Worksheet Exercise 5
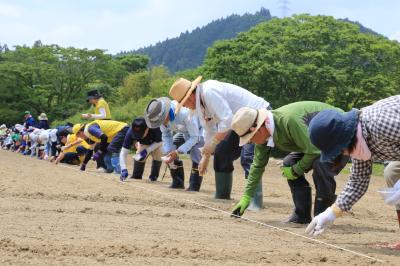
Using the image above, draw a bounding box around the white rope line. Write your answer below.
[53,163,385,263]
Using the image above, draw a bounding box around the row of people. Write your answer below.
[2,78,400,249]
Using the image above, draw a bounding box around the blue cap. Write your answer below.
[308,109,359,162]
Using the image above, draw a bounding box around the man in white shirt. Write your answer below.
[144,97,204,191]
[169,76,271,200]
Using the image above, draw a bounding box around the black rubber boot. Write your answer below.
[149,160,162,181]
[131,160,145,179]
[314,194,337,216]
[169,160,185,189]
[187,162,202,192]
[285,186,312,224]
[215,172,233,199]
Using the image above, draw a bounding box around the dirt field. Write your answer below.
[0,150,399,265]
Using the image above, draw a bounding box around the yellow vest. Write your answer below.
[64,134,91,162]
[94,98,111,120]
[63,134,90,153]
[84,120,127,143]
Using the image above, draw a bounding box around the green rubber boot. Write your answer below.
[247,178,263,211]
[214,172,233,199]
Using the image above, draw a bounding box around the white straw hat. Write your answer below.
[231,107,268,146]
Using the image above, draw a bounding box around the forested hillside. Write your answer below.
[123,8,272,72]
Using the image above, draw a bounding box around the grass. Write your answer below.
[341,163,385,177]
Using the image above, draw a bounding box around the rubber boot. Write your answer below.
[285,186,312,224]
[187,162,202,192]
[169,160,185,189]
[247,179,263,211]
[131,160,145,179]
[214,172,233,199]
[110,153,121,174]
[314,194,337,216]
[149,160,162,181]
[103,153,114,173]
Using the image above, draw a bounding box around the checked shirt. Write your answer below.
[337,95,400,211]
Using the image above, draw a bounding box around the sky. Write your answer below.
[0,0,399,54]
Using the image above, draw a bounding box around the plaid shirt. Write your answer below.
[337,95,400,211]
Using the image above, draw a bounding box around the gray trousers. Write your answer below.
[173,133,204,164]
[384,161,400,211]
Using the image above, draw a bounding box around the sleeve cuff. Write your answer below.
[331,204,344,217]
[292,164,304,177]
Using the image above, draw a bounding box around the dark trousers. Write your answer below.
[62,146,88,165]
[282,152,348,198]
[107,127,129,154]
[213,130,255,177]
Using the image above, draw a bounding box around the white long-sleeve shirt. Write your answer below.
[195,80,270,143]
[161,101,201,154]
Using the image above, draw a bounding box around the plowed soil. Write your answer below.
[0,150,399,265]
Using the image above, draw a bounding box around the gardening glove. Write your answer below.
[305,207,337,237]
[281,166,298,180]
[120,169,129,182]
[134,149,148,161]
[92,151,103,161]
[231,195,251,217]
[80,163,86,171]
[198,154,210,176]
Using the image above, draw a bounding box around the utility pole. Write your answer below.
[279,0,290,18]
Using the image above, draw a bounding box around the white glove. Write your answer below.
[394,180,400,190]
[385,180,400,205]
[305,207,336,237]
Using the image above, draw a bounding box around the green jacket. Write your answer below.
[244,101,341,198]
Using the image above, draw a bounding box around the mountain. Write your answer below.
[120,8,272,72]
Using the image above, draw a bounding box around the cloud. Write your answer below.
[0,3,22,17]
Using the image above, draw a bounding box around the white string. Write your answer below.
[51,161,384,263]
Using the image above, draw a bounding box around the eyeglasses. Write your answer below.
[239,110,259,138]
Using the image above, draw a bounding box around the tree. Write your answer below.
[0,44,120,124]
[203,14,400,110]
[119,71,150,102]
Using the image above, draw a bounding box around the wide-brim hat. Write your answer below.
[131,117,147,139]
[87,89,102,102]
[308,109,359,162]
[144,97,171,128]
[38,113,48,121]
[169,76,202,114]
[231,107,269,146]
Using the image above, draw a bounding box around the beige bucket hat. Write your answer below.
[231,107,268,146]
[38,113,48,121]
[169,76,202,114]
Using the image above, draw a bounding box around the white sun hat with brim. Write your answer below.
[231,107,269,146]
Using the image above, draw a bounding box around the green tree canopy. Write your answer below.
[203,14,400,110]
[0,43,149,125]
